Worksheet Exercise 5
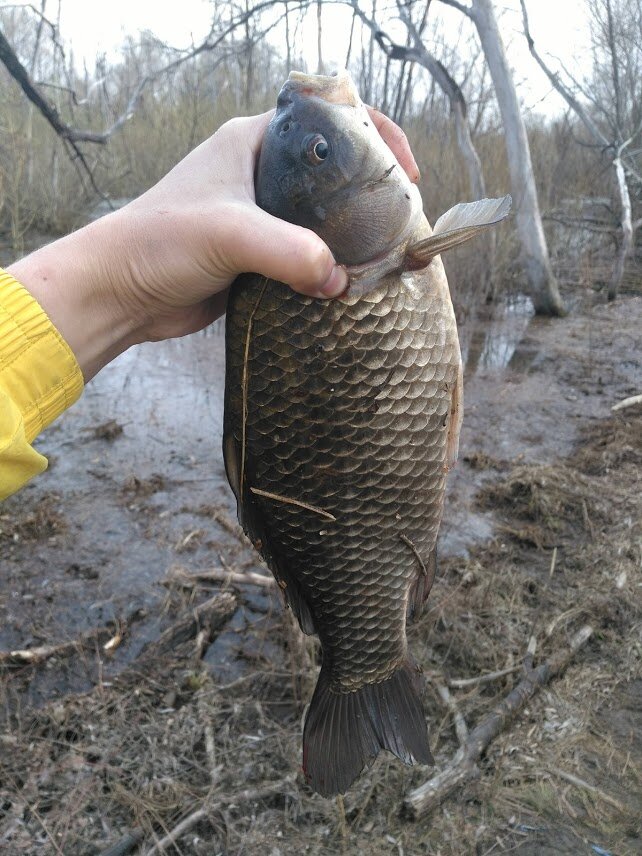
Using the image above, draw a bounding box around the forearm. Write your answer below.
[8,214,144,382]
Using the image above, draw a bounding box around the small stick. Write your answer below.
[399,533,427,575]
[546,767,628,813]
[250,487,337,521]
[207,508,246,543]
[144,808,208,856]
[137,592,237,661]
[196,692,220,788]
[432,681,469,745]
[1,625,116,666]
[164,567,275,589]
[611,393,642,411]
[581,499,595,540]
[548,546,558,578]
[336,794,349,845]
[403,626,594,819]
[99,829,144,856]
[240,279,268,491]
[446,665,521,689]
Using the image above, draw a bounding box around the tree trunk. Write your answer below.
[470,0,566,316]
[316,0,324,74]
[609,156,633,300]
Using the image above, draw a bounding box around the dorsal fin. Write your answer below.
[405,195,512,270]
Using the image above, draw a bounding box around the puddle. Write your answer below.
[463,294,535,374]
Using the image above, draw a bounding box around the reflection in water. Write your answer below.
[464,295,535,375]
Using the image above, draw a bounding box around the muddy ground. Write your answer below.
[0,262,641,855]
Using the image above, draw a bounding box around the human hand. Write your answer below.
[9,108,419,381]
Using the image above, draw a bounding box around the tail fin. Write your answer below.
[302,658,432,797]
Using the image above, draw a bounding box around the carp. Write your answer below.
[223,71,510,796]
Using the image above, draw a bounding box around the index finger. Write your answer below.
[366,107,420,183]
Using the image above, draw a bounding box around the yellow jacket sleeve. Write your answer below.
[0,268,84,500]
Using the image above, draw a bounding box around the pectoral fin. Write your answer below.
[405,194,512,270]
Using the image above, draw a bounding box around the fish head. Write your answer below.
[256,71,423,267]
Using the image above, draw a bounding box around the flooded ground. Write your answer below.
[1,262,641,854]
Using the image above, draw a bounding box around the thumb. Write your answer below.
[222,205,348,298]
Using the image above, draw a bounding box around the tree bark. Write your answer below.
[467,0,566,315]
[609,156,633,300]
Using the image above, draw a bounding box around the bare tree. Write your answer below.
[520,0,642,301]
[439,0,567,316]
[0,0,301,195]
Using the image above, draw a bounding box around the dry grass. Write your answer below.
[1,411,640,854]
[0,494,66,543]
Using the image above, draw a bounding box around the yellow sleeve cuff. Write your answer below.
[0,268,84,500]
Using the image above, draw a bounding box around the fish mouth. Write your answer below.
[279,70,362,108]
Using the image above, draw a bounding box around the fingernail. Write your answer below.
[320,265,348,298]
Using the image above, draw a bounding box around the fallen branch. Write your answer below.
[403,626,593,819]
[163,567,275,590]
[611,393,642,412]
[138,592,237,661]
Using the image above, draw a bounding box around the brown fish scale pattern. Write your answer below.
[225,270,460,693]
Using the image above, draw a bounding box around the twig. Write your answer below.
[196,690,221,788]
[546,767,628,813]
[27,801,65,855]
[1,625,117,666]
[137,592,237,661]
[549,546,558,578]
[432,681,469,745]
[399,533,427,575]
[336,794,348,843]
[240,280,268,492]
[142,775,296,855]
[250,486,337,521]
[98,829,144,856]
[163,567,275,589]
[611,393,642,411]
[143,808,209,856]
[199,507,246,543]
[446,664,521,689]
[403,626,594,819]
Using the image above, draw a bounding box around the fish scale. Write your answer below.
[224,269,459,689]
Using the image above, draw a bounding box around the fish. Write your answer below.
[223,70,511,797]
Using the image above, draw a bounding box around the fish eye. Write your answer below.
[303,134,329,165]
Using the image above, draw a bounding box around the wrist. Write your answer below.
[8,215,145,382]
